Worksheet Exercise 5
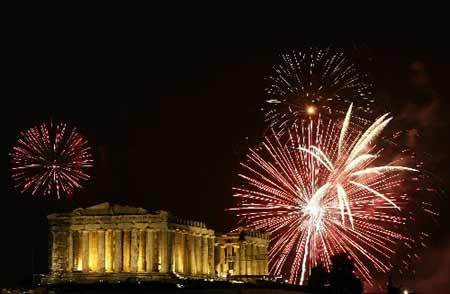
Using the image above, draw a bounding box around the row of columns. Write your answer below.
[65,229,213,276]
[217,243,268,276]
[172,231,214,275]
[70,229,162,273]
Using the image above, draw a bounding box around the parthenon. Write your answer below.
[44,203,269,284]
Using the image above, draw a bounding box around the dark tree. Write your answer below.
[387,276,401,294]
[329,252,363,294]
[308,263,328,289]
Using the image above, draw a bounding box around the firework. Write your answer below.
[231,105,422,285]
[10,121,93,199]
[264,47,373,132]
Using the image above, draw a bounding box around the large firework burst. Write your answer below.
[231,105,424,285]
[10,121,93,199]
[264,47,373,132]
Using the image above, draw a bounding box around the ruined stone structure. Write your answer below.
[215,227,269,279]
[44,203,269,284]
[45,203,215,283]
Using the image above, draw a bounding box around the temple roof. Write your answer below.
[47,202,213,232]
[220,226,270,240]
[72,202,149,216]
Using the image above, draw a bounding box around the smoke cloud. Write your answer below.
[412,241,450,293]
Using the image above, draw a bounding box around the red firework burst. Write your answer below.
[231,105,434,285]
[10,121,93,199]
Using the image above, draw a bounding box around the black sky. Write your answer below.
[0,2,449,287]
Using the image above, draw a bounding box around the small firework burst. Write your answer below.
[264,47,373,132]
[10,121,93,199]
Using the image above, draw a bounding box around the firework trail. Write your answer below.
[10,121,93,199]
[231,104,423,285]
[264,47,373,132]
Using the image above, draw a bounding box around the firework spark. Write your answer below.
[231,105,420,285]
[10,121,93,199]
[264,47,373,132]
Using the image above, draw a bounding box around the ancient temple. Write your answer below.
[215,227,270,279]
[44,203,270,284]
[45,203,215,283]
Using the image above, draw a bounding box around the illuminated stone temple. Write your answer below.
[44,203,269,284]
[215,227,270,279]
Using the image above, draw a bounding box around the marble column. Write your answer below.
[187,234,196,274]
[253,244,258,275]
[258,245,265,275]
[48,231,54,273]
[138,230,146,272]
[224,245,229,273]
[263,246,268,275]
[113,230,122,272]
[154,230,159,271]
[105,230,113,272]
[250,243,256,275]
[174,231,182,273]
[175,231,184,273]
[67,231,73,271]
[259,245,264,275]
[250,243,257,275]
[252,244,257,275]
[82,230,89,272]
[97,230,105,273]
[219,245,225,275]
[234,245,240,276]
[146,229,154,272]
[202,235,208,275]
[240,242,247,276]
[159,230,168,272]
[195,234,202,275]
[255,244,262,275]
[130,229,139,272]
[123,230,131,272]
[168,230,175,272]
[179,232,186,273]
[89,231,98,272]
[72,231,80,271]
[208,237,214,277]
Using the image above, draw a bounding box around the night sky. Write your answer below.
[0,2,449,290]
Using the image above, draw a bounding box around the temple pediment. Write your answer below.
[73,202,148,216]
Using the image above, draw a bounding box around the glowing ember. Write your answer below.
[306,105,317,115]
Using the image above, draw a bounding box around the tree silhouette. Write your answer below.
[387,276,401,294]
[308,263,328,289]
[329,252,363,294]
